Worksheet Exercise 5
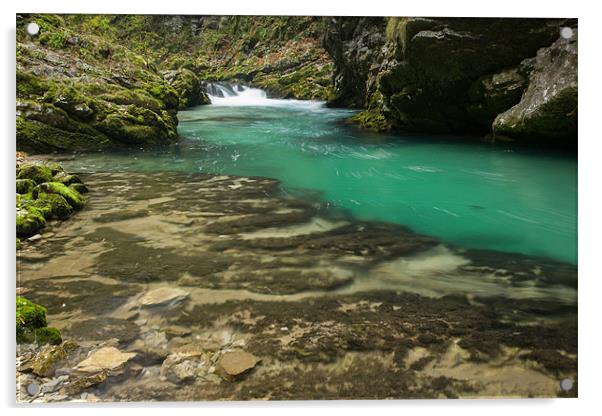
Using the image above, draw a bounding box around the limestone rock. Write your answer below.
[217,351,259,380]
[139,287,190,307]
[493,29,577,142]
[74,347,136,374]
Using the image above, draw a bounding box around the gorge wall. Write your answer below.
[323,17,578,144]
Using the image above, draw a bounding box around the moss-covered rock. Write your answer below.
[16,206,46,237]
[16,163,53,184]
[29,340,78,377]
[53,171,83,186]
[33,192,74,220]
[32,327,62,345]
[69,183,89,194]
[16,297,63,346]
[16,297,47,340]
[163,68,209,109]
[33,182,85,210]
[16,179,36,194]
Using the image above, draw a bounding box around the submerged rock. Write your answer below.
[217,351,259,380]
[74,347,137,374]
[29,341,78,377]
[139,287,190,307]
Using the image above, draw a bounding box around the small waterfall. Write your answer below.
[204,81,324,108]
[205,82,268,105]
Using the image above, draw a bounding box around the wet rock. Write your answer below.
[53,171,83,186]
[67,317,140,345]
[217,351,259,380]
[16,206,46,237]
[16,297,47,331]
[130,330,169,364]
[493,30,577,142]
[159,342,217,384]
[30,340,78,377]
[163,326,192,339]
[74,347,136,374]
[63,371,108,395]
[139,287,190,307]
[160,354,210,384]
[162,68,210,110]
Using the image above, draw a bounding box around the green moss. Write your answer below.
[16,238,22,250]
[33,192,74,220]
[33,327,62,345]
[16,71,48,98]
[39,30,68,49]
[16,179,36,194]
[69,183,89,194]
[16,206,47,237]
[53,171,83,186]
[33,182,85,210]
[16,163,53,184]
[351,109,391,132]
[16,297,47,337]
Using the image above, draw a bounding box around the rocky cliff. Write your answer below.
[323,17,578,144]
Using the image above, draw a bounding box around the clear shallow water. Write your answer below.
[59,95,577,264]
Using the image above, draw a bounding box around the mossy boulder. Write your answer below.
[69,183,89,194]
[17,297,62,346]
[33,182,85,210]
[16,163,53,184]
[33,192,74,220]
[31,327,63,346]
[53,171,83,186]
[16,297,47,339]
[16,206,46,237]
[163,68,209,109]
[16,179,36,194]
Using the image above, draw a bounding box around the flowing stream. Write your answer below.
[60,83,578,264]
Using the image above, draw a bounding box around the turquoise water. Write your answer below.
[61,98,577,264]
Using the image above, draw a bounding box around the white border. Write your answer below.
[2,0,601,414]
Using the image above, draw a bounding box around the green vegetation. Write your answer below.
[17,297,62,345]
[16,162,86,238]
[16,14,334,152]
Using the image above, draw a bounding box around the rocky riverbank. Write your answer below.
[16,170,577,401]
